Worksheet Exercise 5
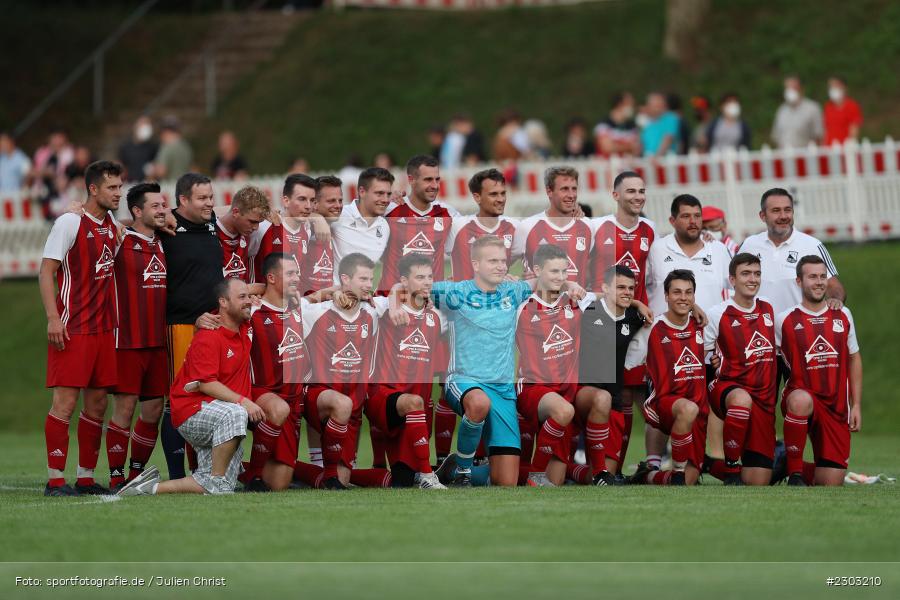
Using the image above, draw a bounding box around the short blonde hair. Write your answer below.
[232,185,270,217]
[544,166,579,190]
[471,235,506,260]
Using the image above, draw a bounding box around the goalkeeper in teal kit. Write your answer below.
[391,235,584,486]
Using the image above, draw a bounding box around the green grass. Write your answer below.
[193,0,900,171]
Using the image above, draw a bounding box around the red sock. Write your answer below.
[802,461,816,485]
[783,411,809,476]
[519,414,535,464]
[45,413,70,487]
[370,426,388,468]
[105,422,130,488]
[670,430,693,471]
[403,410,432,473]
[322,418,348,480]
[434,399,456,458]
[350,468,392,487]
[707,458,734,481]
[647,470,673,485]
[620,403,634,468]
[724,406,751,464]
[585,421,610,477]
[76,412,103,487]
[531,418,566,472]
[518,463,532,485]
[293,460,324,488]
[247,420,282,479]
[565,462,592,485]
[128,418,159,480]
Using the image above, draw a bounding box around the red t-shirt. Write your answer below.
[824,98,862,146]
[169,323,251,427]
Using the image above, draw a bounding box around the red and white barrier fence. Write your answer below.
[2,138,900,278]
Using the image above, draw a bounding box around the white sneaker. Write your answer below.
[415,472,447,490]
[116,466,160,497]
[526,472,556,487]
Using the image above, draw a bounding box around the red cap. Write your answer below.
[702,205,725,221]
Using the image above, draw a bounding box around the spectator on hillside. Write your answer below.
[492,109,530,161]
[666,93,691,154]
[706,93,752,151]
[689,95,713,152]
[211,130,249,180]
[151,116,192,180]
[771,76,823,149]
[427,125,445,160]
[374,152,395,170]
[824,76,863,146]
[594,91,640,157]
[640,92,680,157]
[118,115,158,182]
[561,117,595,158]
[30,128,74,218]
[0,132,31,192]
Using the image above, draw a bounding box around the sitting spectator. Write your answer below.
[31,128,74,219]
[0,132,31,192]
[594,91,640,157]
[771,76,823,149]
[706,93,751,151]
[561,117,595,158]
[824,76,863,146]
[701,205,740,256]
[151,115,192,180]
[211,130,249,180]
[118,116,158,182]
[640,92,680,157]
[374,152,395,170]
[492,109,530,161]
[689,95,713,152]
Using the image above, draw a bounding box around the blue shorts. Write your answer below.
[445,375,520,451]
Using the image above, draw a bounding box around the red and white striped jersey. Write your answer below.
[303,232,336,293]
[42,211,118,334]
[446,215,516,281]
[591,215,656,300]
[515,293,583,386]
[511,212,593,286]
[250,219,310,288]
[379,199,458,290]
[248,299,310,397]
[216,221,250,281]
[626,315,707,406]
[114,229,166,349]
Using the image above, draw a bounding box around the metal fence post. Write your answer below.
[205,52,216,117]
[93,52,104,116]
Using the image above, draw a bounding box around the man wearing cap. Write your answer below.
[702,206,739,256]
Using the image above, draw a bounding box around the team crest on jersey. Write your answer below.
[403,232,435,255]
[763,313,773,327]
[564,305,574,319]
[502,234,513,248]
[695,331,703,344]
[576,237,586,251]
[301,239,308,254]
[616,251,640,274]
[701,254,712,266]
[361,324,369,339]
[833,320,845,333]
[434,217,444,231]
[425,313,435,327]
[399,328,430,352]
[332,342,362,366]
[805,335,838,363]
[621,323,630,336]
[239,237,247,248]
[640,237,649,251]
[277,327,305,356]
[375,226,384,238]
[313,250,333,275]
[95,245,114,273]
[673,347,702,374]
[142,254,166,281]
[786,251,798,264]
[542,324,574,353]
[500,297,513,310]
[223,252,246,278]
[744,331,774,359]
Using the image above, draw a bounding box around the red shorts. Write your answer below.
[112,347,168,398]
[623,365,646,387]
[365,386,426,469]
[606,409,626,465]
[271,396,304,466]
[709,380,776,460]
[304,384,362,467]
[47,331,117,389]
[516,382,578,431]
[782,386,851,469]
[642,395,709,469]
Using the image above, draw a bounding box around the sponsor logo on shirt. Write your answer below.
[542,324,574,353]
[332,342,362,366]
[805,335,838,363]
[143,254,166,282]
[277,327,304,356]
[744,331,774,359]
[399,328,430,352]
[673,347,702,374]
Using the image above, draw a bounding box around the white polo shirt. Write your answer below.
[646,233,732,315]
[738,229,838,314]
[330,200,390,282]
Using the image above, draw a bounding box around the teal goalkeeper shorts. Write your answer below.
[445,374,521,452]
